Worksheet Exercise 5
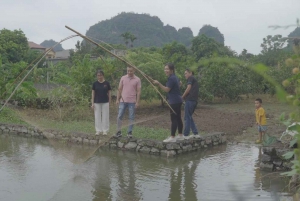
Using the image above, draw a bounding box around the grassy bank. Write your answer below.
[0,107,29,126]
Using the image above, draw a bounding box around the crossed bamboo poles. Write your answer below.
[65,26,176,114]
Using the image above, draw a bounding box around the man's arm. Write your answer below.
[136,87,141,108]
[182,84,192,99]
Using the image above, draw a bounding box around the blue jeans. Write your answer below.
[117,102,135,133]
[183,101,198,136]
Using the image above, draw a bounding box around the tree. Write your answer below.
[198,25,225,45]
[0,29,29,63]
[255,35,291,67]
[260,35,287,54]
[191,35,221,61]
[120,32,131,48]
[129,34,137,48]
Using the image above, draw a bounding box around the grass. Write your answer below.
[10,107,170,140]
[0,107,29,126]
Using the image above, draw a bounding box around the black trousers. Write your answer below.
[170,103,183,136]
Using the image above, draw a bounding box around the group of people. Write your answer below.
[91,63,200,142]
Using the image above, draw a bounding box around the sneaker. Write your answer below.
[95,132,100,136]
[127,131,133,138]
[103,132,108,136]
[114,131,122,138]
[163,136,176,143]
[175,135,184,140]
[193,134,201,139]
[255,139,262,144]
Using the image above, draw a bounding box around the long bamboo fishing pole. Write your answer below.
[65,26,176,115]
[0,35,78,113]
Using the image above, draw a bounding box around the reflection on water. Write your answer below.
[0,135,292,201]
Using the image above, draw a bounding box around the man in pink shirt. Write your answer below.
[115,66,141,138]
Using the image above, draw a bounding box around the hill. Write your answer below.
[85,12,194,47]
[40,39,64,52]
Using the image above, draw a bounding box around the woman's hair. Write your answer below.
[165,63,175,74]
[96,69,104,76]
[185,68,194,75]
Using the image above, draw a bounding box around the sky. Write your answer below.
[0,0,299,54]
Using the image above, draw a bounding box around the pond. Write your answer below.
[0,135,293,201]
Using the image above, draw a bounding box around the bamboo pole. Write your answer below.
[65,26,176,114]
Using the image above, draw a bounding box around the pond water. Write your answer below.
[0,135,293,201]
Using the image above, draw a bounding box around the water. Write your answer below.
[0,135,292,201]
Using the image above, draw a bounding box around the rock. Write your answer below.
[139,146,151,154]
[83,139,89,144]
[110,144,117,148]
[201,141,205,146]
[283,162,293,169]
[56,135,63,140]
[136,145,141,152]
[154,142,164,149]
[213,142,219,146]
[205,138,212,144]
[117,141,124,148]
[166,143,181,150]
[273,160,283,167]
[150,148,160,154]
[182,145,192,151]
[221,136,227,143]
[260,162,274,170]
[124,142,137,150]
[90,140,98,145]
[261,154,271,162]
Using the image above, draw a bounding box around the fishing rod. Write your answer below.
[65,26,176,115]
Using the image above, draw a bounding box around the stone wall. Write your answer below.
[0,123,227,156]
[260,146,293,171]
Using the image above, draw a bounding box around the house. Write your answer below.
[28,41,46,52]
[46,48,55,59]
[28,42,55,59]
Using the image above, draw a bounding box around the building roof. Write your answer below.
[55,49,71,58]
[28,41,46,49]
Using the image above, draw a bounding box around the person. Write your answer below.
[115,66,141,138]
[181,69,200,138]
[153,63,183,143]
[255,98,267,143]
[91,70,111,135]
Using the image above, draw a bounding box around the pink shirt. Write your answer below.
[119,75,141,103]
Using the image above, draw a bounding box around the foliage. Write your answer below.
[86,12,194,47]
[191,35,235,61]
[125,50,165,103]
[198,25,225,45]
[253,35,291,67]
[198,58,261,102]
[40,39,64,52]
[0,29,29,63]
[120,32,137,48]
[0,61,37,101]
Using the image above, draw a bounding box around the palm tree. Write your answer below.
[120,32,131,48]
[129,34,137,48]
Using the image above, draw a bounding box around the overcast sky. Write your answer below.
[0,0,299,54]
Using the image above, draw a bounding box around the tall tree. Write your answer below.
[120,32,131,48]
[0,29,28,63]
[191,35,221,61]
[129,34,137,48]
[198,25,225,45]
